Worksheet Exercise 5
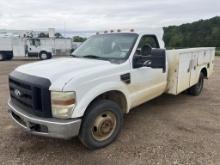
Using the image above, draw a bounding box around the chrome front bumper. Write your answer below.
[8,100,82,139]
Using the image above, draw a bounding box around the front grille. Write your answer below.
[9,71,52,118]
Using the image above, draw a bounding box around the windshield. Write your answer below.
[72,33,138,62]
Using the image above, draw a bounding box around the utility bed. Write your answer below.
[0,38,13,51]
[166,47,215,95]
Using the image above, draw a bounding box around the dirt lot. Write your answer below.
[0,58,220,165]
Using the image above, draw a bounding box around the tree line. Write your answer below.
[163,16,220,49]
[37,32,87,42]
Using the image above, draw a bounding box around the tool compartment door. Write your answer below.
[177,53,191,93]
[189,52,199,86]
[12,38,25,57]
[208,48,215,77]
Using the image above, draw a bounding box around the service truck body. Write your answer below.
[8,32,215,149]
[166,48,215,95]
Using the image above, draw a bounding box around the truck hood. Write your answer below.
[16,58,116,90]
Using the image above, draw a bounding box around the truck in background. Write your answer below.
[0,38,14,60]
[8,30,215,149]
[0,37,82,61]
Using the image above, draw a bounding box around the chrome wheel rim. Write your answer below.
[91,111,117,141]
[41,53,47,59]
[0,54,3,60]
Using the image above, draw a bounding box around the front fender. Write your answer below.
[71,81,131,118]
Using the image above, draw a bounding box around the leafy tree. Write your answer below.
[73,36,87,42]
[163,16,220,49]
[38,32,49,38]
[25,32,33,38]
[55,33,63,38]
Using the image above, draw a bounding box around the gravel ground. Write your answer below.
[0,57,220,165]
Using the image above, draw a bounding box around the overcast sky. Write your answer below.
[0,0,219,31]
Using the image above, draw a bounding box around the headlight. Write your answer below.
[51,91,76,119]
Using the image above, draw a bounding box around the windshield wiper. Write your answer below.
[82,55,107,60]
[70,54,79,58]
[71,54,109,61]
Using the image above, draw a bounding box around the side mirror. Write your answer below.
[141,45,152,56]
[134,49,166,72]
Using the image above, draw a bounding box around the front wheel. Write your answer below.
[39,52,51,60]
[79,100,123,150]
[188,72,204,96]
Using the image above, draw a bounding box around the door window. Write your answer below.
[29,39,40,47]
[135,35,159,56]
[138,35,159,49]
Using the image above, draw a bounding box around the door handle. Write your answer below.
[143,60,152,66]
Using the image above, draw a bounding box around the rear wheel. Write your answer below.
[0,53,5,61]
[79,100,123,150]
[6,53,13,60]
[7,55,13,60]
[39,52,50,60]
[188,72,204,96]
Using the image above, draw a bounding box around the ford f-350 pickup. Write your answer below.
[8,31,215,149]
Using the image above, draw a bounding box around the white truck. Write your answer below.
[8,31,215,149]
[0,38,14,60]
[26,38,79,60]
[0,38,78,61]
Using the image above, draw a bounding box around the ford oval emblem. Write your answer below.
[14,89,22,97]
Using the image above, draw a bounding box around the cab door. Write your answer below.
[27,39,41,56]
[189,52,199,86]
[129,35,167,108]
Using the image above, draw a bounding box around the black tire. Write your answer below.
[0,53,5,61]
[188,72,204,96]
[7,55,13,60]
[39,52,50,60]
[79,99,123,150]
[47,53,52,60]
[5,52,13,60]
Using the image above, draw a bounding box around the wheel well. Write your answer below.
[201,68,208,79]
[40,51,48,55]
[87,90,127,114]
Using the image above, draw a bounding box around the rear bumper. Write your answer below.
[8,99,81,139]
